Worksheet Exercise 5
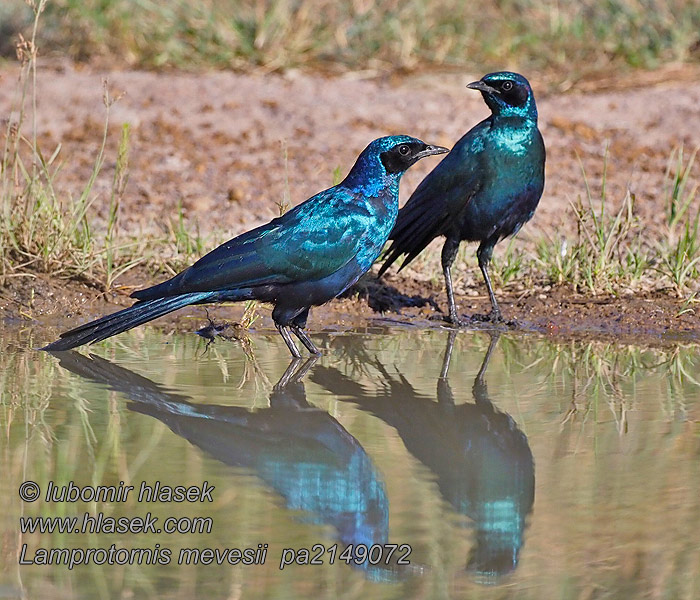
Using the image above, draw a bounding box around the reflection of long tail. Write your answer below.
[41,292,215,351]
[50,351,398,581]
[48,350,193,413]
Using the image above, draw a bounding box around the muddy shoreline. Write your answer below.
[3,269,697,349]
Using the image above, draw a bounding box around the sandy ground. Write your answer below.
[1,63,699,346]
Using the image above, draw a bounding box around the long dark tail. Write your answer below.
[41,291,216,351]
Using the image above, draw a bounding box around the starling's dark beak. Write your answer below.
[415,144,449,159]
[467,80,499,95]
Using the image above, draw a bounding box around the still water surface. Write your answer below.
[1,326,699,599]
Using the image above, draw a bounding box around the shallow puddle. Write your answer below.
[1,326,699,599]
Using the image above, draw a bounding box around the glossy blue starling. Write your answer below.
[43,136,447,356]
[379,72,545,325]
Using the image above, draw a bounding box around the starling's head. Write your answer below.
[375,135,449,176]
[467,72,537,120]
[343,135,447,192]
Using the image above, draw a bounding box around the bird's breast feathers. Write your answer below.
[489,121,539,157]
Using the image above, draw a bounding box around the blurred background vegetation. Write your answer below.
[1,0,699,79]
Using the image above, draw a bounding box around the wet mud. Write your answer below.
[3,269,697,349]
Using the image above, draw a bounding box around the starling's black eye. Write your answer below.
[502,81,513,91]
[398,144,410,156]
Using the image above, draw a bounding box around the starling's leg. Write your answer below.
[292,327,321,355]
[277,357,304,387]
[439,329,458,379]
[276,324,302,358]
[441,236,462,326]
[476,241,502,322]
[275,355,319,388]
[437,329,458,405]
[473,332,500,404]
[290,309,321,355]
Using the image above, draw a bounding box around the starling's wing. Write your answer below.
[132,187,380,300]
[378,121,489,275]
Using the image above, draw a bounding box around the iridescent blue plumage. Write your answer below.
[312,333,535,581]
[50,353,393,580]
[43,135,447,355]
[379,72,546,324]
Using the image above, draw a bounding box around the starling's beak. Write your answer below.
[467,80,499,95]
[415,144,449,159]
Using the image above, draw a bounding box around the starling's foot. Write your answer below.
[427,312,461,327]
[470,311,518,328]
[433,312,465,328]
[470,311,501,323]
[487,310,503,324]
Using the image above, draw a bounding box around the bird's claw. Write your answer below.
[469,310,501,323]
[469,311,518,328]
[435,311,466,328]
[488,310,504,324]
[447,316,466,328]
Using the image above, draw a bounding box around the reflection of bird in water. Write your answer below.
[312,332,535,582]
[51,353,392,578]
